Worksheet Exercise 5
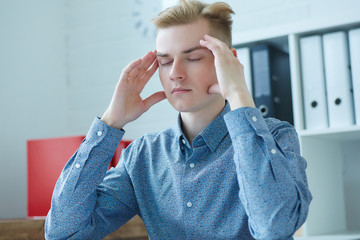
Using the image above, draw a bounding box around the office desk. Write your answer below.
[0,215,147,240]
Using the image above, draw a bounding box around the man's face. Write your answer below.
[156,18,223,113]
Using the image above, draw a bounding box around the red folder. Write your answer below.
[111,140,132,167]
[27,136,131,217]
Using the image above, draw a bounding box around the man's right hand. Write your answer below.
[101,51,166,129]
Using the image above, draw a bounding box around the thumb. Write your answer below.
[208,83,221,94]
[144,91,167,110]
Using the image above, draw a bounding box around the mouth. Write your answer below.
[171,88,192,95]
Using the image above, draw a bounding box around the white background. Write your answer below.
[0,0,359,219]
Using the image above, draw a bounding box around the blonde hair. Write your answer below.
[152,0,234,47]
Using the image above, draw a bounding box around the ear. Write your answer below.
[230,48,237,58]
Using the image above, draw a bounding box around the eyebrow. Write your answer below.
[156,45,207,57]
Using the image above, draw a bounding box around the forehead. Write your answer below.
[156,18,210,54]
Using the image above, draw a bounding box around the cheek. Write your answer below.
[159,66,170,76]
[198,64,217,84]
[208,64,218,84]
[198,58,216,79]
[159,70,170,90]
[158,68,166,81]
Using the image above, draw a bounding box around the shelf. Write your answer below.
[299,125,360,141]
[231,8,360,238]
[233,35,289,53]
[299,136,360,236]
[232,2,360,46]
[295,230,360,240]
[233,18,360,238]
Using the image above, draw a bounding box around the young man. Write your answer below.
[45,0,312,239]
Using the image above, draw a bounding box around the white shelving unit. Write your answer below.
[232,11,360,240]
[291,22,360,238]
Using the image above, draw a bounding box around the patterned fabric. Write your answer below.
[45,103,312,240]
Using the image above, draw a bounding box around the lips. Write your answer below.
[171,87,192,94]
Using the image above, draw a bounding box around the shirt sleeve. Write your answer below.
[45,117,138,240]
[223,107,312,240]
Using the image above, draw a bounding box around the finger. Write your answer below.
[141,51,157,70]
[203,35,231,52]
[130,52,156,80]
[200,35,230,56]
[204,34,225,45]
[136,59,159,93]
[122,58,142,77]
[200,39,221,58]
[144,91,166,110]
[128,67,142,80]
[200,39,218,50]
[208,83,221,94]
[143,59,159,82]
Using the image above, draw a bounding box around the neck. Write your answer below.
[180,99,225,145]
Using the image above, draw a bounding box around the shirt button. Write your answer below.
[181,138,186,145]
[271,149,277,154]
[187,202,193,208]
[75,163,81,168]
[252,116,257,122]
[97,130,103,137]
[189,163,195,168]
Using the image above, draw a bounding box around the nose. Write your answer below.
[169,59,185,81]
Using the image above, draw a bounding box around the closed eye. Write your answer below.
[188,58,201,62]
[159,60,173,66]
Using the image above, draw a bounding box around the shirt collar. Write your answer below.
[173,101,230,152]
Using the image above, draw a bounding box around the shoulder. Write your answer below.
[121,126,178,164]
[130,126,177,148]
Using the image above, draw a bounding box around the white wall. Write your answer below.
[0,0,178,219]
[0,0,68,218]
[64,0,178,140]
[230,0,360,45]
[0,0,359,219]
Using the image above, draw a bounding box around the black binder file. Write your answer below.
[250,44,293,125]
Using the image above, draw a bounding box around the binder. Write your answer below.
[349,28,360,125]
[251,44,293,125]
[236,47,253,97]
[300,35,328,130]
[322,31,354,128]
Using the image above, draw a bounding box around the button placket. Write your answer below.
[184,142,195,211]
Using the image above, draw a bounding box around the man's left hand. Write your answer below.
[200,34,255,110]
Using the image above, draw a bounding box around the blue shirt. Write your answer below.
[45,104,312,240]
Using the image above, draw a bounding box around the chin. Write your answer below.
[165,97,191,112]
[167,95,225,113]
[168,101,192,113]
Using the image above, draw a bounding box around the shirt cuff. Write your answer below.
[223,107,269,139]
[84,117,125,152]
